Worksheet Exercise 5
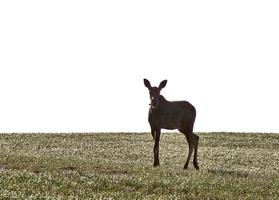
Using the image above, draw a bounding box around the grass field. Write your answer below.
[0,132,279,199]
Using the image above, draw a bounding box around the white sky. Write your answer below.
[0,1,279,133]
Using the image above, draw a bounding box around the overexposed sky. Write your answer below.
[0,1,279,133]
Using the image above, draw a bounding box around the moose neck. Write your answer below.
[158,95,168,104]
[150,95,168,110]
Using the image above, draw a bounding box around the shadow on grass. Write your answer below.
[208,168,249,178]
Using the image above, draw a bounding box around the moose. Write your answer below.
[143,79,199,170]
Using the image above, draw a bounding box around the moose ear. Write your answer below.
[144,79,151,89]
[159,80,167,89]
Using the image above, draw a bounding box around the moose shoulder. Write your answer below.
[144,78,199,170]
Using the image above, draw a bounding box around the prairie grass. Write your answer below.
[0,132,279,199]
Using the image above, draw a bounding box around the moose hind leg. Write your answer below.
[182,129,195,170]
[185,144,194,169]
[193,134,199,170]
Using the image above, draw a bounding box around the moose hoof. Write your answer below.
[153,163,160,167]
[194,164,200,170]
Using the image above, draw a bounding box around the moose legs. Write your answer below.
[182,130,199,170]
[153,128,161,167]
[150,128,199,169]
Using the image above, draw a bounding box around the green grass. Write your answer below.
[0,132,279,199]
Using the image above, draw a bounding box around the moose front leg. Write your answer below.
[153,128,161,167]
[151,128,155,140]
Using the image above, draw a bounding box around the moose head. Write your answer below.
[143,79,167,109]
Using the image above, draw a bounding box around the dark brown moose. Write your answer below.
[144,79,199,170]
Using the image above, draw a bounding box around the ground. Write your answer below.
[0,132,279,199]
